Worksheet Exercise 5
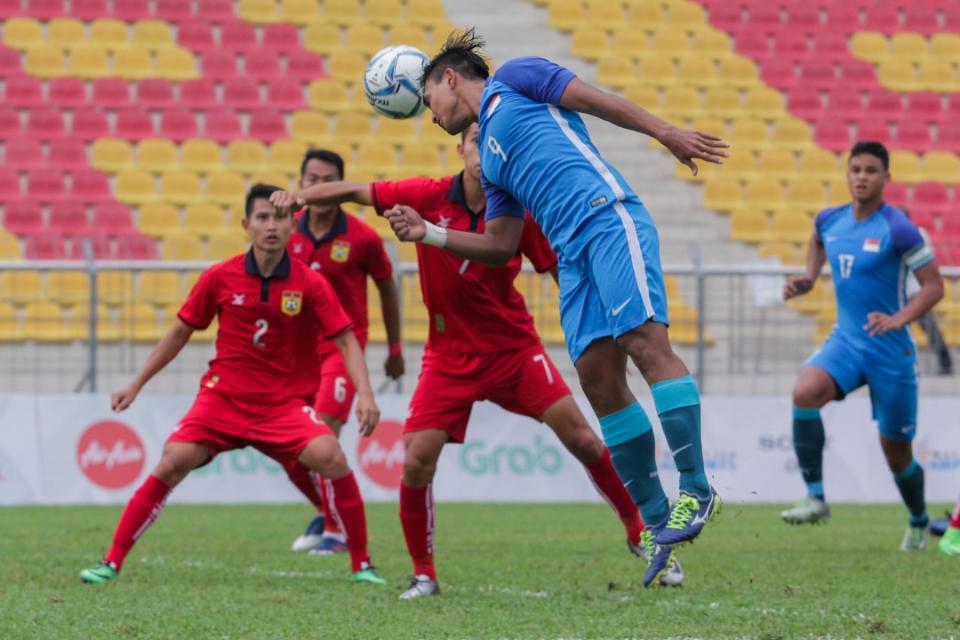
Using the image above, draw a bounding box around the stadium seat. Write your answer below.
[23,302,70,343]
[632,57,672,89]
[889,151,922,184]
[160,170,203,205]
[0,107,21,139]
[137,271,182,305]
[136,78,174,109]
[894,121,932,153]
[326,51,367,84]
[729,118,769,151]
[49,77,88,107]
[238,0,280,23]
[0,228,21,259]
[788,87,823,121]
[115,169,157,204]
[226,140,267,174]
[23,233,68,260]
[113,46,154,80]
[379,117,419,145]
[866,89,903,122]
[917,59,956,93]
[333,111,373,141]
[27,168,67,203]
[745,179,785,212]
[181,138,222,173]
[758,240,802,265]
[903,5,937,32]
[184,203,227,236]
[0,167,20,201]
[91,138,134,172]
[49,202,91,236]
[197,0,234,21]
[863,3,900,35]
[913,183,949,215]
[47,271,91,305]
[156,0,194,20]
[223,77,262,111]
[356,141,399,178]
[814,117,851,152]
[0,303,23,340]
[70,303,119,342]
[728,207,770,243]
[756,149,798,180]
[771,118,813,152]
[856,118,890,145]
[662,86,703,120]
[93,202,135,235]
[96,271,134,305]
[773,29,809,61]
[822,89,864,121]
[850,31,889,63]
[406,0,449,28]
[703,178,742,212]
[651,29,690,61]
[250,169,290,190]
[889,33,930,64]
[91,78,132,109]
[204,109,243,143]
[386,23,429,52]
[0,45,22,76]
[4,202,44,236]
[286,49,326,82]
[266,78,306,110]
[158,109,199,142]
[133,20,174,49]
[156,47,199,81]
[303,23,344,56]
[207,231,248,260]
[269,140,308,173]
[199,50,238,80]
[118,302,163,342]
[307,79,353,113]
[785,179,826,214]
[162,232,205,259]
[746,3,782,33]
[115,108,155,142]
[26,107,66,141]
[4,76,43,107]
[571,27,609,62]
[290,111,331,144]
[403,145,443,176]
[137,202,179,237]
[25,45,67,79]
[249,110,287,143]
[205,171,247,206]
[221,21,258,53]
[243,50,281,81]
[4,17,44,50]
[69,0,109,20]
[798,148,839,180]
[702,86,742,120]
[137,138,179,173]
[6,138,45,170]
[177,21,215,52]
[281,0,321,24]
[90,18,129,49]
[878,60,919,92]
[798,59,838,91]
[0,270,44,304]
[180,78,219,110]
[48,18,86,48]
[823,3,861,35]
[930,33,960,59]
[906,92,944,124]
[923,151,960,182]
[72,168,112,204]
[345,23,386,56]
[837,58,877,91]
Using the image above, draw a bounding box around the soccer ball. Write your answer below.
[363,45,430,119]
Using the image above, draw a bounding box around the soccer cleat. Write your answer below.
[928,518,951,537]
[307,533,348,556]
[780,496,831,525]
[939,527,960,556]
[351,562,387,585]
[291,514,326,552]
[80,560,118,585]
[399,574,440,600]
[900,525,928,551]
[636,529,683,588]
[655,486,723,547]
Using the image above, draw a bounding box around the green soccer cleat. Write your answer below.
[80,560,118,585]
[351,562,387,585]
[939,527,960,556]
[635,529,683,588]
[780,497,830,525]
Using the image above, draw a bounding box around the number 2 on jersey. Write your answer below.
[252,318,268,347]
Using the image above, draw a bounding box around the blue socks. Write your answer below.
[600,403,669,526]
[651,375,709,498]
[792,407,826,501]
[893,459,928,527]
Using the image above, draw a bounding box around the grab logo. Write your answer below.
[76,421,146,489]
[357,420,404,489]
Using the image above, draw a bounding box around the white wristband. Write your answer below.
[421,221,448,247]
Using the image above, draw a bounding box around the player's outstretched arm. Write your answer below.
[558,78,728,175]
[373,277,404,379]
[333,329,381,436]
[269,181,373,212]
[112,319,194,411]
[385,204,524,266]
[866,261,944,336]
[784,230,827,300]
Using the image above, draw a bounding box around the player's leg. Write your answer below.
[940,496,960,556]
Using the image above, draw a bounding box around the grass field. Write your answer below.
[1,503,957,640]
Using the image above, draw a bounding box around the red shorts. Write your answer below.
[169,389,334,467]
[313,335,367,424]
[405,344,570,443]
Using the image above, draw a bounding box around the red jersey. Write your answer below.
[287,208,392,344]
[371,173,558,354]
[178,250,352,404]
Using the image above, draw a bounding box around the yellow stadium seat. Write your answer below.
[690,116,728,139]
[623,86,661,111]
[344,23,386,56]
[702,86,741,120]
[770,118,812,152]
[729,118,769,151]
[137,271,182,306]
[703,178,742,212]
[661,86,702,120]
[590,1,629,32]
[49,19,87,50]
[137,138,179,174]
[635,55,676,89]
[785,179,825,214]
[113,46,154,80]
[407,0,449,28]
[365,0,406,28]
[333,111,374,140]
[378,117,419,145]
[878,59,919,92]
[798,148,839,181]
[386,23,429,51]
[705,149,756,182]
[307,79,355,112]
[355,141,399,177]
[181,139,223,174]
[850,31,889,63]
[184,203,227,236]
[597,56,639,89]
[548,0,587,32]
[923,151,960,183]
[889,151,922,184]
[728,207,769,243]
[930,33,960,59]
[207,231,249,260]
[758,240,802,265]
[138,202,180,237]
[326,51,366,84]
[650,28,690,60]
[24,302,70,343]
[612,30,650,59]
[627,0,664,33]
[156,47,199,81]
[889,33,929,63]
[47,271,91,306]
[70,44,112,79]
[70,304,119,342]
[572,27,609,62]
[119,303,164,342]
[239,0,281,23]
[825,177,850,205]
[0,230,21,260]
[133,20,173,49]
[0,303,23,341]
[206,171,248,207]
[290,110,331,144]
[769,210,813,244]
[664,0,707,30]
[743,86,784,120]
[744,179,784,212]
[692,27,732,61]
[96,271,134,306]
[756,149,797,179]
[91,139,135,173]
[281,0,320,24]
[321,0,364,26]
[25,46,66,78]
[163,232,206,260]
[303,23,343,55]
[3,17,43,50]
[116,169,158,204]
[716,56,759,90]
[0,271,43,305]
[403,145,443,176]
[90,19,129,49]
[226,140,268,175]
[917,59,957,93]
[270,140,308,176]
[160,170,204,205]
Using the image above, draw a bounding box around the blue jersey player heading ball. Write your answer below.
[782,142,944,551]
[385,29,728,587]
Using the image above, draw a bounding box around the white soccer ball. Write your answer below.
[363,45,430,119]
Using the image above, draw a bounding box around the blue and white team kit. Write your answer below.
[808,203,934,441]
[477,56,669,362]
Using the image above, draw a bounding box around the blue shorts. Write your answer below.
[806,332,918,441]
[557,200,669,363]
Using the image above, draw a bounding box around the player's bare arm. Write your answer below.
[784,230,827,300]
[558,78,728,176]
[385,204,524,266]
[374,276,405,379]
[270,181,373,213]
[334,329,380,436]
[112,319,195,412]
[865,261,945,336]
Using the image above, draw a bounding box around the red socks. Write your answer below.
[952,496,960,529]
[318,480,342,535]
[285,464,342,535]
[104,474,172,571]
[325,472,369,572]
[585,448,645,546]
[399,482,436,580]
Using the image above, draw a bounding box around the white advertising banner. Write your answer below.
[0,393,958,505]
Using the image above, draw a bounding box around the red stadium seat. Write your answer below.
[814,117,851,151]
[72,108,110,141]
[823,3,862,34]
[709,3,744,30]
[196,0,235,21]
[155,0,194,20]
[204,108,242,142]
[245,51,282,81]
[865,89,903,122]
[25,0,66,20]
[798,59,836,90]
[24,233,68,260]
[0,0,22,17]
[262,24,301,52]
[248,109,287,142]
[69,0,109,19]
[783,4,820,33]
[93,202,135,235]
[200,50,239,79]
[947,4,960,31]
[137,79,176,109]
[772,29,809,61]
[221,22,258,53]
[158,108,199,142]
[180,78,219,110]
[286,50,326,82]
[49,138,89,170]
[855,119,890,145]
[5,138,45,169]
[811,31,848,57]
[787,87,822,120]
[115,108,156,141]
[885,182,909,206]
[92,79,132,108]
[904,6,938,32]
[116,233,160,259]
[49,77,88,108]
[113,0,152,21]
[178,21,216,52]
[733,30,769,58]
[894,120,931,152]
[824,89,865,120]
[4,202,43,235]
[909,209,936,234]
[5,76,44,107]
[266,78,306,110]
[906,92,943,124]
[223,77,262,110]
[27,168,67,202]
[72,168,113,203]
[49,202,91,235]
[0,167,19,200]
[913,182,949,214]
[863,3,900,34]
[0,108,21,139]
[67,234,113,260]
[26,107,66,141]
[837,59,877,90]
[747,4,782,33]
[761,58,796,89]
[0,46,23,76]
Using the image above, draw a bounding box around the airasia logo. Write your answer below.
[76,421,146,489]
[357,420,404,489]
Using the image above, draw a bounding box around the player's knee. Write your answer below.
[880,437,912,473]
[152,455,192,486]
[303,441,349,477]
[618,331,673,378]
[402,452,436,486]
[792,383,827,409]
[563,427,603,463]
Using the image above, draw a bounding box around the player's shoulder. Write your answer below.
[878,203,913,228]
[205,254,245,279]
[814,203,849,229]
[494,56,554,80]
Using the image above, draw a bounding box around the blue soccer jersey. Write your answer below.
[816,202,934,360]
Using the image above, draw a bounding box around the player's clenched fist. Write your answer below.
[111,385,140,412]
[784,276,814,300]
[385,205,426,242]
[268,190,306,213]
[355,392,380,437]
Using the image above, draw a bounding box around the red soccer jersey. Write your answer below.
[178,250,353,404]
[371,173,558,354]
[287,208,392,344]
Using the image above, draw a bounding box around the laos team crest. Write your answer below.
[331,240,351,263]
[281,291,302,316]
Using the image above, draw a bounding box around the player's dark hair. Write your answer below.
[849,141,889,170]
[300,149,345,180]
[421,27,490,89]
[245,183,282,217]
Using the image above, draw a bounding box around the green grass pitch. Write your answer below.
[1,503,957,639]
